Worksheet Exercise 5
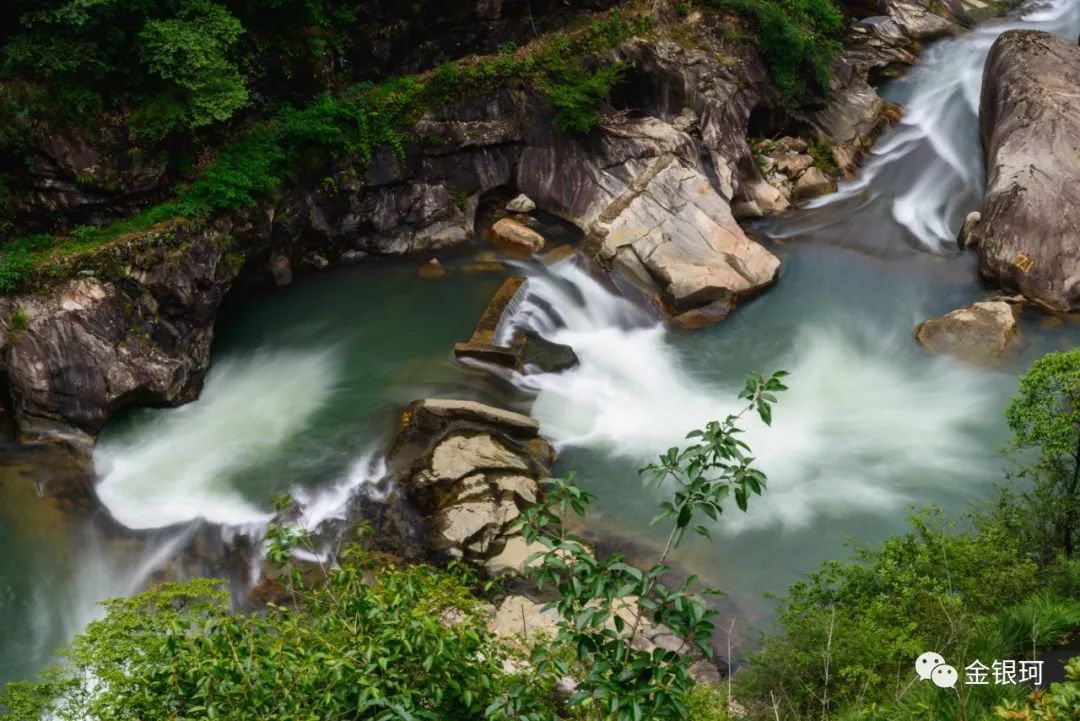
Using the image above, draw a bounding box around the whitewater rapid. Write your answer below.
[504,262,1006,532]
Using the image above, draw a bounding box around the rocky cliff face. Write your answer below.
[0,0,974,442]
[0,218,250,444]
[971,30,1080,312]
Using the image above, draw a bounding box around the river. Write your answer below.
[1,0,1078,686]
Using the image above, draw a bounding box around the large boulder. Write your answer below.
[972,31,1080,312]
[0,219,246,440]
[914,299,1019,365]
[591,155,780,321]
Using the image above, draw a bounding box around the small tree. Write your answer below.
[489,371,788,721]
[1006,348,1080,556]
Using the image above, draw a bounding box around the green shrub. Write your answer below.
[0,234,54,292]
[997,657,1080,720]
[0,551,519,721]
[707,0,844,103]
[808,137,840,174]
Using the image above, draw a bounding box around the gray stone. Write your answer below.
[426,434,530,483]
[484,534,546,577]
[959,211,981,248]
[974,31,1080,311]
[593,156,780,318]
[793,167,836,201]
[505,193,537,213]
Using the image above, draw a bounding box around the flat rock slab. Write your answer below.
[407,398,540,440]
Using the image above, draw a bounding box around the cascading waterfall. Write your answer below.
[772,0,1080,253]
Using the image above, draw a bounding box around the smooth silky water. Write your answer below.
[1,0,1079,683]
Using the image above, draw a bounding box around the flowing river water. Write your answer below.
[2,0,1079,686]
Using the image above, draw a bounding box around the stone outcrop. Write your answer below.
[915,299,1020,364]
[390,398,553,567]
[971,31,1080,312]
[0,218,248,440]
[588,154,780,321]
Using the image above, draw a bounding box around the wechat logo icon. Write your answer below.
[916,651,958,688]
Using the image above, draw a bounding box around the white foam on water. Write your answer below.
[292,451,389,530]
[94,349,340,530]
[509,263,1005,533]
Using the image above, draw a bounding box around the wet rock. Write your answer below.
[418,258,447,280]
[269,253,293,286]
[959,211,981,248]
[973,31,1080,312]
[454,276,528,369]
[793,166,837,201]
[515,329,579,373]
[506,193,537,213]
[491,217,545,255]
[915,300,1019,364]
[538,244,576,266]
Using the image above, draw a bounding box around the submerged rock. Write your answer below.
[491,217,545,255]
[418,258,447,280]
[915,300,1019,364]
[973,31,1080,312]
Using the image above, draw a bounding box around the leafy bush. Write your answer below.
[1005,348,1080,557]
[998,657,1080,720]
[0,552,518,721]
[495,372,787,721]
[735,350,1080,720]
[0,234,54,292]
[707,0,844,102]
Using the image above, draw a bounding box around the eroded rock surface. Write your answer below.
[0,219,246,439]
[971,31,1080,312]
[391,398,553,567]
